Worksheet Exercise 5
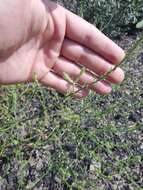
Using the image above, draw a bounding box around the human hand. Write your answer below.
[0,0,125,98]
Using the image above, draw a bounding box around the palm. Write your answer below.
[0,1,65,84]
[0,0,125,98]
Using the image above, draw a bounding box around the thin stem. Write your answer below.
[2,33,143,126]
[66,32,143,98]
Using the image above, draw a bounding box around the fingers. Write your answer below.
[61,39,125,84]
[52,57,112,94]
[39,71,88,99]
[65,9,125,64]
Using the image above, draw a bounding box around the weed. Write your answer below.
[0,1,143,189]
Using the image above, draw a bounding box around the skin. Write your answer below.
[0,0,125,98]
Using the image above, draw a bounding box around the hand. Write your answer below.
[0,0,125,98]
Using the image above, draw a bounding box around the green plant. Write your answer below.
[0,32,143,188]
[0,1,143,190]
[78,0,143,37]
[63,32,143,100]
[136,19,143,29]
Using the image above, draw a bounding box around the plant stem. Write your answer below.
[66,32,143,98]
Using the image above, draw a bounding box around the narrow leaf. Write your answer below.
[75,67,86,83]
[63,72,73,84]
[136,20,143,29]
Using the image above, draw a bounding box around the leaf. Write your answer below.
[13,140,19,145]
[63,72,73,84]
[75,67,86,83]
[136,20,143,29]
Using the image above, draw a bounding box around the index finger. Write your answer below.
[65,9,125,64]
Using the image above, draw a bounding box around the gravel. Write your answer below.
[0,1,143,190]
[1,34,142,190]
